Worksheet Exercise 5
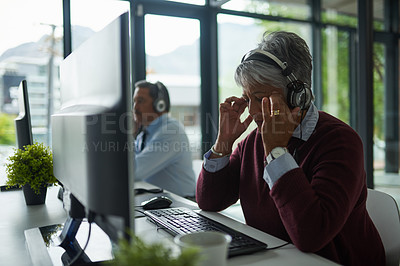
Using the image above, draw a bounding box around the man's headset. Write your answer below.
[153,81,168,113]
[241,49,312,110]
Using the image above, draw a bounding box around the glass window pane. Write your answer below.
[321,27,350,124]
[373,0,384,31]
[218,14,312,148]
[221,0,311,20]
[373,42,400,204]
[145,15,201,159]
[70,0,130,50]
[322,0,384,31]
[321,0,357,27]
[373,43,385,172]
[0,0,63,185]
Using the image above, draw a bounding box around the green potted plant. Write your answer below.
[109,235,200,266]
[5,142,58,205]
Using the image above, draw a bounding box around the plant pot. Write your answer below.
[22,183,47,205]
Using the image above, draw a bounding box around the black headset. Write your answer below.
[241,49,312,110]
[153,81,168,113]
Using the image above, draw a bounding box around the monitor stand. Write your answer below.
[25,218,114,266]
[25,193,113,265]
[53,217,91,265]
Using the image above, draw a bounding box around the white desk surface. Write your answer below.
[0,186,67,266]
[0,183,338,266]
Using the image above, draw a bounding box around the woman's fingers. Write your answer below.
[261,97,271,119]
[220,97,248,116]
[269,93,284,117]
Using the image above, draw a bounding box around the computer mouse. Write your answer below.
[134,187,163,195]
[141,196,173,210]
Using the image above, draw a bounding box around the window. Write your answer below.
[145,15,202,159]
[373,0,384,31]
[0,0,63,185]
[70,0,129,50]
[373,43,385,173]
[372,41,400,191]
[321,27,350,124]
[321,0,357,27]
[221,0,310,20]
[322,0,384,31]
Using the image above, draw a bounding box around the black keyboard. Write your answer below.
[143,207,268,257]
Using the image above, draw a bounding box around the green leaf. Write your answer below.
[5,142,58,194]
[108,235,200,266]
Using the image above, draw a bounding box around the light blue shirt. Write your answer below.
[204,103,319,189]
[135,114,196,197]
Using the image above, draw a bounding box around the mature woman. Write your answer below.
[196,31,385,265]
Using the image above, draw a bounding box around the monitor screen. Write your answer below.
[52,10,134,249]
[15,80,33,149]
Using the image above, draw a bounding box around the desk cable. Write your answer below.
[66,215,94,266]
[265,241,290,250]
[134,207,148,219]
[135,209,170,233]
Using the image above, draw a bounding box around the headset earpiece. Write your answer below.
[286,81,312,110]
[241,49,311,110]
[153,82,167,113]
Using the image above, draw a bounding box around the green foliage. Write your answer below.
[321,28,351,124]
[373,43,385,140]
[109,235,200,266]
[5,142,57,194]
[0,113,16,145]
[321,9,384,31]
[244,1,309,20]
[321,11,357,27]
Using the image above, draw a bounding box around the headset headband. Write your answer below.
[241,49,295,79]
[241,48,311,110]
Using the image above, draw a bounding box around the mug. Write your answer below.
[174,231,232,266]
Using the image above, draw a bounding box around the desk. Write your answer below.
[0,186,67,266]
[0,183,338,266]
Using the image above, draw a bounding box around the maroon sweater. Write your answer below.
[197,111,385,266]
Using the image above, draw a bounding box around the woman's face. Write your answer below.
[241,84,285,129]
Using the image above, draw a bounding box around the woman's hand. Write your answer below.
[213,96,252,156]
[261,93,301,156]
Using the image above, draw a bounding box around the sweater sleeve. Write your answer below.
[196,147,242,211]
[270,126,366,252]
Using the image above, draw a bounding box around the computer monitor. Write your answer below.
[52,11,134,263]
[15,80,33,149]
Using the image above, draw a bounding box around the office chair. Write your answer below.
[366,188,400,266]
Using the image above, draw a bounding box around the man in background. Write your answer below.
[133,80,195,199]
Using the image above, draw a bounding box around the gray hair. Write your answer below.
[235,31,313,98]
